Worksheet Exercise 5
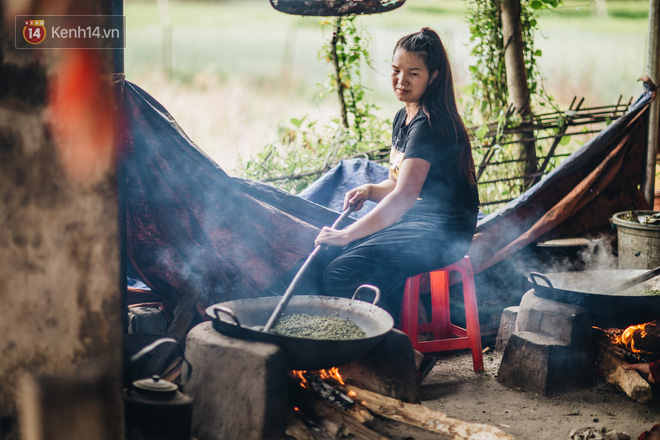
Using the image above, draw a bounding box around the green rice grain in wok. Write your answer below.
[272,313,367,341]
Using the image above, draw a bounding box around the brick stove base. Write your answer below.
[184,322,289,440]
[183,322,419,440]
[497,289,596,395]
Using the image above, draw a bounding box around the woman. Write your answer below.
[314,27,479,319]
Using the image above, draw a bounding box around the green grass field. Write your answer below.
[124,0,650,172]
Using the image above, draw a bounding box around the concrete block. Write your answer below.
[516,290,593,347]
[495,306,518,351]
[497,331,595,395]
[183,322,289,440]
[127,306,168,335]
[338,329,420,403]
[498,291,595,395]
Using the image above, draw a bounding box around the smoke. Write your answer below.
[577,234,618,271]
[123,80,328,310]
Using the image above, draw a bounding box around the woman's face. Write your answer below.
[391,48,432,106]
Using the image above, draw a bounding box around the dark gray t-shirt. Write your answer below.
[390,108,479,230]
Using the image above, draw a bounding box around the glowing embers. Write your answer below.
[617,323,649,353]
[615,320,660,355]
[595,320,660,361]
[290,368,357,409]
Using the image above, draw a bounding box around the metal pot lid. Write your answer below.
[133,375,178,393]
[270,0,406,16]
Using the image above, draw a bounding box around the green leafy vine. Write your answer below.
[237,16,390,193]
[464,0,563,211]
[464,0,561,124]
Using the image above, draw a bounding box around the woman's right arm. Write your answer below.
[343,173,397,211]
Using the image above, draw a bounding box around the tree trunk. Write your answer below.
[331,19,349,129]
[501,0,538,190]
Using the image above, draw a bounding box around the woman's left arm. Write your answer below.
[315,158,430,247]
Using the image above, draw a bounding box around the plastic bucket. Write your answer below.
[611,211,660,269]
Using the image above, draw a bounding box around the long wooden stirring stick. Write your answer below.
[262,205,356,333]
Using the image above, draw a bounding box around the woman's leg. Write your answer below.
[322,224,472,319]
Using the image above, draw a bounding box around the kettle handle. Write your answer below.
[130,337,193,388]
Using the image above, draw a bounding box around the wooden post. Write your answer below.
[501,0,538,190]
[0,5,124,438]
[644,0,660,207]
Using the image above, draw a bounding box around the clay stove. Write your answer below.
[181,322,420,440]
[497,288,660,398]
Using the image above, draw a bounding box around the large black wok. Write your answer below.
[205,286,394,370]
[528,270,660,326]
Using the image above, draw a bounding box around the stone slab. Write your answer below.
[516,290,593,347]
[498,291,595,395]
[495,306,519,351]
[127,306,168,335]
[498,331,595,395]
[184,322,289,440]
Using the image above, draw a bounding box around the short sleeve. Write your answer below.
[404,117,440,163]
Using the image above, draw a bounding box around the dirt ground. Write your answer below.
[392,348,660,440]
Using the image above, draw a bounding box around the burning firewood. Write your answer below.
[290,368,375,425]
[306,398,388,440]
[288,377,385,440]
[616,321,660,354]
[285,410,315,440]
[344,385,514,440]
[287,367,512,439]
[597,350,653,403]
[298,372,355,410]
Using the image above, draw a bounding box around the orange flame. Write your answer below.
[290,367,345,388]
[616,323,649,353]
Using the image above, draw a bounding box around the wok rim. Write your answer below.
[529,269,660,296]
[204,294,394,343]
[204,295,395,370]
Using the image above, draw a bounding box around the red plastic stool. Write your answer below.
[400,255,484,372]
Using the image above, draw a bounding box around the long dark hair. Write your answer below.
[394,27,476,186]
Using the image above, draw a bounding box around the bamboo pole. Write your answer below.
[644,0,660,207]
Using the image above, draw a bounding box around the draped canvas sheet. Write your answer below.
[120,76,654,310]
[120,79,342,306]
[468,82,655,274]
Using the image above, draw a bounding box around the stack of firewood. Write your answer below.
[594,323,660,404]
[286,373,514,440]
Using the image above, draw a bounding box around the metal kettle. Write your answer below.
[125,338,193,440]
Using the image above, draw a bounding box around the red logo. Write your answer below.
[23,20,46,44]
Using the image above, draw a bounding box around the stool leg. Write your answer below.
[458,263,484,372]
[401,275,420,347]
[429,270,451,339]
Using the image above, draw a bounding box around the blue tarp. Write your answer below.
[298,158,389,218]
